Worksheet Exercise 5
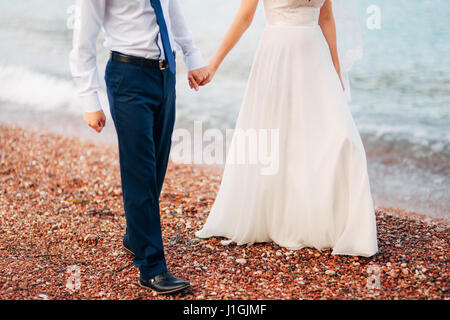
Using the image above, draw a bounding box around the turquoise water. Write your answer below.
[0,0,448,217]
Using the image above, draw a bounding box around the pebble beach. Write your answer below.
[0,123,448,300]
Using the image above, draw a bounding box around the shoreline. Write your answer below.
[1,116,448,222]
[0,123,448,299]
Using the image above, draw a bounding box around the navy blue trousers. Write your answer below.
[105,57,175,279]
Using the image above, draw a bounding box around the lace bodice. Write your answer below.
[264,0,326,26]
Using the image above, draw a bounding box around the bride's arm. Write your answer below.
[200,0,259,85]
[319,0,344,89]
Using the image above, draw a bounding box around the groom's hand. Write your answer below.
[188,67,210,91]
[84,110,106,133]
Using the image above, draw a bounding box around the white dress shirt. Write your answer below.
[70,0,205,113]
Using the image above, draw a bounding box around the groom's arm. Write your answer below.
[69,0,106,132]
[168,0,209,90]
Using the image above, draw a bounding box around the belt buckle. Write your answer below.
[159,60,168,70]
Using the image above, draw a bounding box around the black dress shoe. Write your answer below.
[122,238,134,256]
[139,272,190,294]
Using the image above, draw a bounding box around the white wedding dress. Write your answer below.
[196,0,378,257]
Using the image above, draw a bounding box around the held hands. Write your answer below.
[84,110,106,133]
[187,64,217,91]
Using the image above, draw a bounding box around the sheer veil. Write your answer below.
[332,0,363,101]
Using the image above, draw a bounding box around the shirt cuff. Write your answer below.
[78,93,103,113]
[183,51,206,71]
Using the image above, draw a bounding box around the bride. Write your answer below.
[195,0,378,257]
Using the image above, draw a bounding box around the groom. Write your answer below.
[70,0,209,294]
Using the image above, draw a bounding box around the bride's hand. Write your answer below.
[199,64,217,86]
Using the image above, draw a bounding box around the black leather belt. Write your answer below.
[111,51,169,70]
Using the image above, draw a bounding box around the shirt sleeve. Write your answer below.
[168,0,206,71]
[69,0,105,113]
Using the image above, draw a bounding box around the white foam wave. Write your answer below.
[0,64,108,114]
